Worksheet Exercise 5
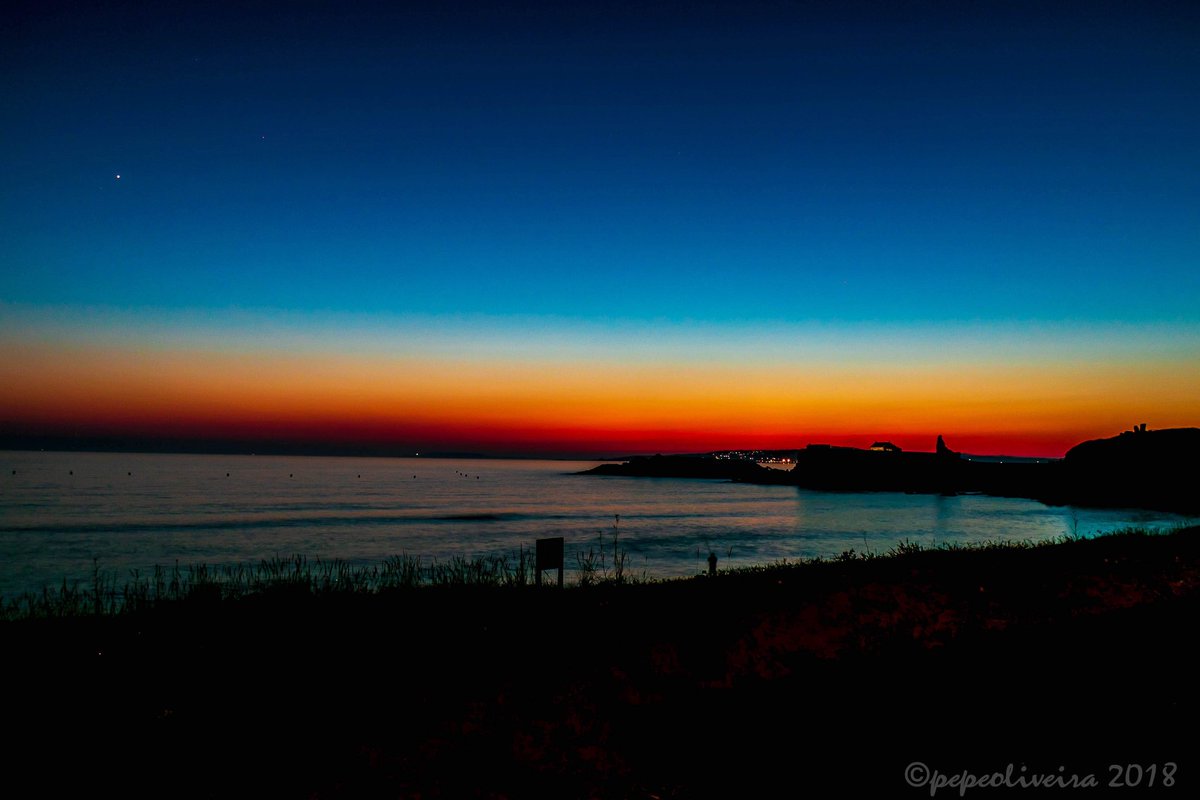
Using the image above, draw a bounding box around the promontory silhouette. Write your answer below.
[582,426,1200,514]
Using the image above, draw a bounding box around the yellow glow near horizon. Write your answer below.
[3,321,1197,456]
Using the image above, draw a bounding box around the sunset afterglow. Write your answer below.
[2,1,1197,457]
[3,308,1196,456]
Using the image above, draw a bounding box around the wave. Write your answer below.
[0,506,793,536]
[0,512,531,535]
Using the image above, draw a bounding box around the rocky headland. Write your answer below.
[582,427,1200,514]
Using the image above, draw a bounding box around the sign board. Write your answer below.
[535,537,564,588]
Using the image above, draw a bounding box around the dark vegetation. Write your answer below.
[5,525,1200,797]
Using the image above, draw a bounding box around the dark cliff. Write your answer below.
[1046,427,1200,513]
[582,428,1200,514]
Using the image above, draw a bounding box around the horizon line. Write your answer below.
[1,434,1113,462]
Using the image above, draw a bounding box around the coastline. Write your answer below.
[581,427,1200,515]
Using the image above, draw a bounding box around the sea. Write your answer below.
[2,450,1196,598]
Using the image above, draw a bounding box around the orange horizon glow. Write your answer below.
[4,331,1197,458]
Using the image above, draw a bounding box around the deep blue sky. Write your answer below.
[3,0,1198,323]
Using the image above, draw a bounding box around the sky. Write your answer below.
[2,0,1198,457]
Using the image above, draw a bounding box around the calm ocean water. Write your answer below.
[2,450,1196,597]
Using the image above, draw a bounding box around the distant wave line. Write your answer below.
[0,509,763,535]
[0,513,531,535]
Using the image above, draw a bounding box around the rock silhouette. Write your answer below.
[582,428,1200,514]
[1045,427,1200,512]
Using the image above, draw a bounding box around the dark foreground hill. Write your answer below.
[5,526,1200,797]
